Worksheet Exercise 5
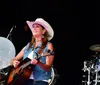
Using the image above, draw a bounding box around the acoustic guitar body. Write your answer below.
[5,58,33,85]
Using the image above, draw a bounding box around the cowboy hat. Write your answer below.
[26,18,54,41]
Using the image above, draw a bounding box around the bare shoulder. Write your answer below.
[47,42,54,51]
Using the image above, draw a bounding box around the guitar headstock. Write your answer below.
[34,49,54,59]
[41,49,54,56]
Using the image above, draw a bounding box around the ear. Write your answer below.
[42,29,46,34]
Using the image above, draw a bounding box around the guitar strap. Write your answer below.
[32,42,48,59]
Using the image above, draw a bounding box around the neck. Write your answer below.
[34,35,42,42]
[35,38,42,42]
[34,40,42,48]
[34,37,42,47]
[34,36,42,42]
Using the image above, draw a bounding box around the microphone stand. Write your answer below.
[7,25,16,41]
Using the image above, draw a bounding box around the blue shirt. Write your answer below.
[23,42,52,81]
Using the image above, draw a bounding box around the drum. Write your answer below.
[48,66,59,85]
[0,37,16,69]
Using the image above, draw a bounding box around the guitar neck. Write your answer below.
[21,61,31,69]
[20,50,54,69]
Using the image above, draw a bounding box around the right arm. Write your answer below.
[10,47,25,67]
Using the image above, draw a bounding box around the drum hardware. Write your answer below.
[48,66,59,85]
[82,61,91,85]
[92,65,98,85]
[0,80,5,85]
[0,70,7,85]
[0,69,6,75]
[81,44,100,85]
[81,60,100,85]
[82,61,100,85]
[87,67,91,85]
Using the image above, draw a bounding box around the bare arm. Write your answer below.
[10,47,25,66]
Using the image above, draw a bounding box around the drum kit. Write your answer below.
[0,26,59,85]
[82,44,100,85]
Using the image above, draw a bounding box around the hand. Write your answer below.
[31,59,38,65]
[13,60,20,68]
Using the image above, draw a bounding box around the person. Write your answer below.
[9,18,55,85]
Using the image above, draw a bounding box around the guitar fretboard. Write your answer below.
[21,61,31,69]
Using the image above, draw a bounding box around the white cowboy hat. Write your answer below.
[26,18,54,41]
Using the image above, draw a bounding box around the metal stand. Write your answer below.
[93,65,98,85]
[82,61,92,85]
[0,69,6,85]
[87,67,91,85]
[7,25,16,40]
[0,69,7,75]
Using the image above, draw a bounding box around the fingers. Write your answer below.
[13,60,20,68]
[31,59,38,65]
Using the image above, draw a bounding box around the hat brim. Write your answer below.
[26,20,54,41]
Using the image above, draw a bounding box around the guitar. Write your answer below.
[5,50,54,85]
[5,58,33,85]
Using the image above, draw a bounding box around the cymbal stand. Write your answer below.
[82,61,91,85]
[0,69,6,85]
[82,61,87,85]
[93,65,98,85]
[86,67,91,85]
[0,69,6,75]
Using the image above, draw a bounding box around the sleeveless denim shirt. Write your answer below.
[23,42,52,81]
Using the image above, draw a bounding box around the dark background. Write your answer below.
[0,0,97,85]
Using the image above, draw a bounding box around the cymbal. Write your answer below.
[89,44,100,52]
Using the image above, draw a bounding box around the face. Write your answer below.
[31,24,46,37]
